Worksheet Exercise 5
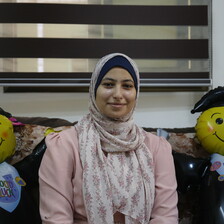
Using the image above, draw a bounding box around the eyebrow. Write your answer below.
[102,78,134,83]
[211,112,221,118]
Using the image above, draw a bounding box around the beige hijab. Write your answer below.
[75,53,155,224]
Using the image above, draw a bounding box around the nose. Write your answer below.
[113,85,123,100]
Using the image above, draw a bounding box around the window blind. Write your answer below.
[0,2,211,92]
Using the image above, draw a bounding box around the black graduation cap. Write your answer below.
[191,86,224,114]
[0,107,12,118]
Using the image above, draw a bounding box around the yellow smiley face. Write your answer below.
[0,115,16,163]
[195,107,224,155]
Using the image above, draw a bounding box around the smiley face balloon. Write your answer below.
[195,107,224,155]
[0,115,16,163]
[191,87,224,223]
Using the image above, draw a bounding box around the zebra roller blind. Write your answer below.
[0,0,211,92]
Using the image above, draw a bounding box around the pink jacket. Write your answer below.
[39,127,178,224]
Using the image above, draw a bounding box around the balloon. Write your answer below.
[157,129,210,193]
[0,115,16,163]
[0,162,23,213]
[0,162,41,224]
[172,151,209,193]
[195,107,224,155]
[14,139,47,188]
[0,114,42,224]
[199,155,224,223]
[191,86,224,224]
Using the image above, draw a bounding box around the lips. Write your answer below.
[108,103,126,108]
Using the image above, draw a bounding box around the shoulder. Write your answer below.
[143,131,175,176]
[143,130,172,156]
[46,126,78,145]
[45,126,79,157]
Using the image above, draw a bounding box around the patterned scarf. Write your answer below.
[75,53,155,224]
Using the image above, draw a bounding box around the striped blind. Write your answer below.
[0,1,211,92]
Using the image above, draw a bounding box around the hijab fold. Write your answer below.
[76,53,155,224]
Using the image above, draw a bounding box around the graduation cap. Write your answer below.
[0,107,24,126]
[191,86,224,114]
[0,107,12,118]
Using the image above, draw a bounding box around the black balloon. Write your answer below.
[0,186,41,224]
[0,139,47,224]
[199,163,224,224]
[172,151,209,193]
[14,139,47,188]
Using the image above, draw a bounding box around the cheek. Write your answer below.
[1,131,8,138]
[97,89,111,100]
[103,89,113,96]
[96,88,111,107]
[125,91,136,102]
[208,125,214,132]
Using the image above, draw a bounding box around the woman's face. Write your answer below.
[95,67,137,119]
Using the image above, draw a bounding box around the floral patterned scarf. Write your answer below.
[75,53,155,224]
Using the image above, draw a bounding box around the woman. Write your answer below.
[39,53,178,224]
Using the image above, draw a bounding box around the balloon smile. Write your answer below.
[0,137,5,146]
[214,132,224,142]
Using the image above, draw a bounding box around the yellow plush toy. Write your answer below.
[0,115,16,163]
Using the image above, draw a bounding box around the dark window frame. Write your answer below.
[0,2,212,92]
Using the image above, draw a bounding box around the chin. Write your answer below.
[108,115,123,120]
[108,113,132,121]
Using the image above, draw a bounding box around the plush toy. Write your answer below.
[191,86,224,224]
[0,113,40,224]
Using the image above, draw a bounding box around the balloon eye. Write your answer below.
[216,118,223,125]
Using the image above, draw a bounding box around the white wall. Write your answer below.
[212,0,224,88]
[1,1,224,128]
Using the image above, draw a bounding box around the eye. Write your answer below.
[102,82,114,88]
[123,84,134,89]
[122,82,134,89]
[216,118,223,125]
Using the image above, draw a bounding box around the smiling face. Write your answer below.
[0,115,16,163]
[95,67,137,120]
[195,107,224,155]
